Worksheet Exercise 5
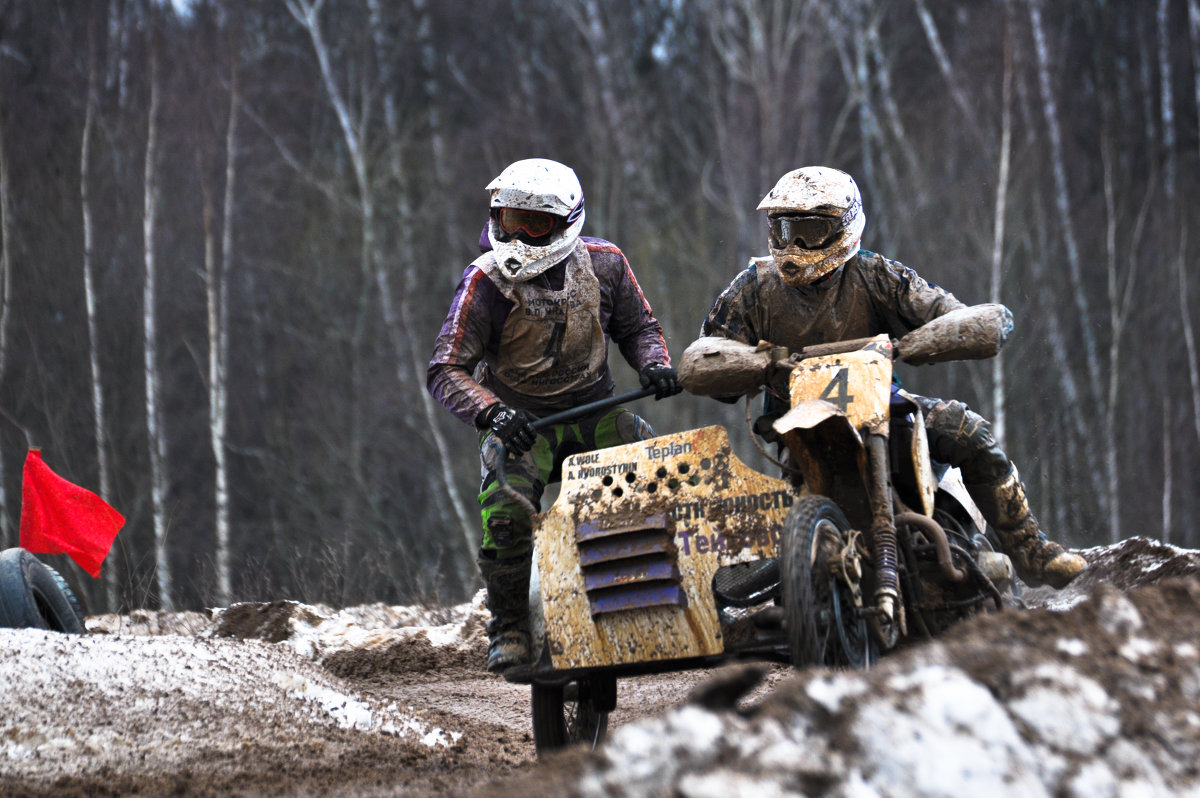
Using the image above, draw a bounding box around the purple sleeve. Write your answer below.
[588,240,672,372]
[427,265,505,427]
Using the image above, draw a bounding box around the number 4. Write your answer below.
[819,368,855,412]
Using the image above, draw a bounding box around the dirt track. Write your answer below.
[3,536,1200,797]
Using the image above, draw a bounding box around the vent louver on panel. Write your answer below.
[575,513,686,616]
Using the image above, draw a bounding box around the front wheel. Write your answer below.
[531,674,615,755]
[780,496,874,670]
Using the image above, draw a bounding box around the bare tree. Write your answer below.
[1028,0,1111,531]
[82,1,118,609]
[1028,0,1102,408]
[988,4,1015,446]
[285,0,477,587]
[142,4,172,609]
[206,9,241,606]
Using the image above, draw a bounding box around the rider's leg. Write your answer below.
[476,431,553,674]
[596,407,656,446]
[473,406,656,674]
[920,398,1086,589]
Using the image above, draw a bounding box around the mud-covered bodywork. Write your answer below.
[523,324,1019,755]
[534,425,793,670]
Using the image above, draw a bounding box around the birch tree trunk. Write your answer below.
[207,22,239,606]
[988,8,1014,446]
[143,9,172,610]
[1101,138,1122,546]
[83,5,119,610]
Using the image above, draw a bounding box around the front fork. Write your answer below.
[865,432,903,649]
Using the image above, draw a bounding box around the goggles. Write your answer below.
[768,213,844,250]
[492,207,560,239]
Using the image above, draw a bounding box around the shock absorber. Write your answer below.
[865,434,900,627]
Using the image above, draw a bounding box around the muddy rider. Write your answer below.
[696,165,1086,589]
[428,158,681,672]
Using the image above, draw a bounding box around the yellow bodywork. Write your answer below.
[535,425,793,670]
[785,336,893,435]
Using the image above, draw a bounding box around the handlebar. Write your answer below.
[489,386,661,517]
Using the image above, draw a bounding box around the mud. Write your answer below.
[1,535,1198,797]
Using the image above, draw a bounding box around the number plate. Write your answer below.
[788,336,893,432]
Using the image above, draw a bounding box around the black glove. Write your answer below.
[481,403,538,456]
[639,363,682,400]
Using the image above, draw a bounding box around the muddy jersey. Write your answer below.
[428,237,671,426]
[701,249,965,349]
[478,244,605,397]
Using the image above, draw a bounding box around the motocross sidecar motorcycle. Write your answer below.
[497,304,1019,754]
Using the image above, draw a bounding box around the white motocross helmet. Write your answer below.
[757,166,866,287]
[486,158,586,282]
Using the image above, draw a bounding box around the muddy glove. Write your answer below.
[481,403,538,456]
[639,363,682,400]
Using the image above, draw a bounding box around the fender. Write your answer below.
[773,400,867,503]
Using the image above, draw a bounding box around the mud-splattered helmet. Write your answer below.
[485,158,586,282]
[757,166,865,287]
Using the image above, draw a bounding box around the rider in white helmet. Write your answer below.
[698,165,1086,590]
[485,158,587,282]
[757,165,866,288]
[429,158,681,674]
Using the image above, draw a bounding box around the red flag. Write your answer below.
[19,449,124,578]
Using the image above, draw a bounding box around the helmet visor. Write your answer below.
[493,207,559,239]
[768,213,844,250]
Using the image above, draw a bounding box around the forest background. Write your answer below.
[0,0,1196,614]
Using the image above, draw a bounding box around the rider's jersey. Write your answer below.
[701,249,966,350]
[428,236,670,427]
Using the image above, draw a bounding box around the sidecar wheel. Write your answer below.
[531,674,614,755]
[781,497,874,670]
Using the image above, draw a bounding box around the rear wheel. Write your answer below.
[780,496,874,669]
[0,548,87,633]
[531,674,615,755]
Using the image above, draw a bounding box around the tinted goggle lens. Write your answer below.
[769,214,843,249]
[495,207,558,238]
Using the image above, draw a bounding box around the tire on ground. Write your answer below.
[0,547,87,633]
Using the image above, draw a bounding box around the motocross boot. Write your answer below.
[477,550,532,673]
[967,466,1086,589]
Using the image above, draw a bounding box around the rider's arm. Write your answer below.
[697,264,773,405]
[863,252,967,333]
[700,263,762,346]
[427,264,509,427]
[593,240,673,372]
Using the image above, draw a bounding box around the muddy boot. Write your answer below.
[967,467,1087,589]
[477,551,532,673]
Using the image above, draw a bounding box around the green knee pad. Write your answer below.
[479,478,536,554]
